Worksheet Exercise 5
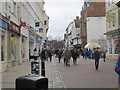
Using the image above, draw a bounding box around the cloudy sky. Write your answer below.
[44,0,84,40]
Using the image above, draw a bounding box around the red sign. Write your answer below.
[21,22,26,26]
[114,40,120,44]
[9,21,20,34]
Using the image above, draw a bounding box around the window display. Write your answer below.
[8,33,19,61]
[0,31,5,61]
[114,38,120,54]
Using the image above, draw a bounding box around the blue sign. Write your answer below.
[0,19,8,30]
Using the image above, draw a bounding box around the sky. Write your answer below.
[44,0,84,40]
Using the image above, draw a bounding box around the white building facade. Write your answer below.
[105,0,120,60]
[65,17,81,49]
[87,17,107,51]
[0,0,49,72]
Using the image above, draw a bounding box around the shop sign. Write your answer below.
[21,22,26,26]
[9,21,20,34]
[0,19,8,30]
[114,40,120,44]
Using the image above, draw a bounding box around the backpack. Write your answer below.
[115,56,120,75]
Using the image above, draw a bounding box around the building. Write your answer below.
[0,0,49,72]
[65,16,81,49]
[105,0,120,60]
[80,1,107,51]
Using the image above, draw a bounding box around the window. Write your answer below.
[17,6,20,19]
[112,21,115,27]
[108,40,112,54]
[109,22,111,28]
[35,22,40,27]
[0,31,5,61]
[114,39,120,54]
[44,20,47,25]
[11,1,16,15]
[8,33,19,60]
[118,10,120,25]
[39,28,43,33]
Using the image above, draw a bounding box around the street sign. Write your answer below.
[31,61,39,75]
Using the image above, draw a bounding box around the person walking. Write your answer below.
[82,49,88,60]
[40,48,46,61]
[57,49,63,63]
[33,48,38,61]
[94,48,100,70]
[63,48,71,66]
[71,48,79,65]
[48,50,52,62]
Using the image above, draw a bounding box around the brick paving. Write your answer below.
[1,56,119,89]
[57,57,118,88]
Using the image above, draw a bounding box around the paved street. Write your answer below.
[56,57,118,88]
[1,56,119,89]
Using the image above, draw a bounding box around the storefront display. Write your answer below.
[0,19,8,62]
[0,31,5,61]
[114,38,120,54]
[8,21,20,65]
[8,33,19,61]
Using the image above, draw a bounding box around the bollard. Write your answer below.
[41,60,45,77]
[16,74,48,90]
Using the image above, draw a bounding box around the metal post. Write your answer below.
[118,75,120,90]
[41,60,45,77]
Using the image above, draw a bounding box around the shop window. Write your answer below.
[114,39,120,54]
[0,32,5,61]
[8,34,18,60]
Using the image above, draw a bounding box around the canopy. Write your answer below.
[85,43,101,49]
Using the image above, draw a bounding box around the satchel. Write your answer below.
[115,56,120,75]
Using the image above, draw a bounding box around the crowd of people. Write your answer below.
[29,47,106,70]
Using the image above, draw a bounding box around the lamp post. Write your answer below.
[41,40,46,77]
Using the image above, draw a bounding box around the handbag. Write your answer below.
[115,56,120,75]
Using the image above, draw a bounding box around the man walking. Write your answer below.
[94,48,100,70]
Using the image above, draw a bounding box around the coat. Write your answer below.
[71,50,79,59]
[94,51,100,60]
[64,50,71,60]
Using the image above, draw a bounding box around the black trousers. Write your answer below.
[95,59,99,70]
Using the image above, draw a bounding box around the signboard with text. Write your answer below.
[9,21,20,34]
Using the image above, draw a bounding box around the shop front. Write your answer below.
[0,17,8,72]
[20,26,29,63]
[7,21,20,67]
[29,29,35,55]
[106,29,120,60]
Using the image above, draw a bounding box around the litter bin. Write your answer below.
[31,61,39,75]
[16,74,48,90]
